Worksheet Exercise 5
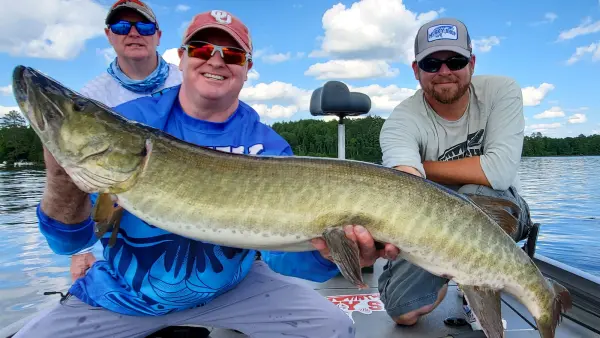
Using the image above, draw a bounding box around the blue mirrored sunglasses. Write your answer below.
[109,20,157,36]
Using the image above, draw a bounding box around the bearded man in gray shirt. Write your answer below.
[377,17,535,330]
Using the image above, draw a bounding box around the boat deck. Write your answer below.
[2,259,598,338]
[203,260,599,338]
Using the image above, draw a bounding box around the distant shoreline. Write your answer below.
[2,154,599,171]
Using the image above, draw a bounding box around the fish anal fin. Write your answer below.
[464,194,520,238]
[461,285,504,338]
[322,227,367,289]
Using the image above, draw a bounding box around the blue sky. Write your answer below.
[0,0,599,137]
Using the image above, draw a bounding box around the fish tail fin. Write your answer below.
[535,278,572,338]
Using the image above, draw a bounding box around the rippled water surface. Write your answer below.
[0,157,599,329]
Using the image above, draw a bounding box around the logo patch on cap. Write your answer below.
[211,10,232,24]
[427,24,458,42]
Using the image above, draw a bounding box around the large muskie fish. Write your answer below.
[12,65,571,338]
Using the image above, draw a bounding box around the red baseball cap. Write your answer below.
[182,10,252,54]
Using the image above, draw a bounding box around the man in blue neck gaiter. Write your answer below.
[70,0,182,283]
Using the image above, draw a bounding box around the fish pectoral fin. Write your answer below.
[107,207,124,248]
[460,285,504,338]
[464,194,520,238]
[92,193,123,242]
[322,227,368,289]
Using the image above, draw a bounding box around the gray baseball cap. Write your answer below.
[414,18,472,62]
[105,0,158,26]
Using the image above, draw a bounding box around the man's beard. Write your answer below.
[424,80,470,104]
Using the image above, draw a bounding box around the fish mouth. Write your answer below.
[12,66,29,115]
[12,65,74,133]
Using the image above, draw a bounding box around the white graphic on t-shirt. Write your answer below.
[209,144,264,155]
[438,129,484,161]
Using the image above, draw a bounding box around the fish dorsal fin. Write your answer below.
[464,193,520,238]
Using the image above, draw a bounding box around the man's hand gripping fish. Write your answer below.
[12,65,572,338]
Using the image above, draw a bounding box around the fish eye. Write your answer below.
[72,97,87,112]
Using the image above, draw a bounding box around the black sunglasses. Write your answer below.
[418,56,470,73]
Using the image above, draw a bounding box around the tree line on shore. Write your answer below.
[1,111,599,167]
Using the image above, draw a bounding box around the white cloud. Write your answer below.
[253,48,302,63]
[349,84,417,113]
[567,107,589,113]
[568,113,587,124]
[531,12,558,26]
[239,80,417,120]
[96,47,116,65]
[526,122,562,133]
[534,106,565,119]
[262,52,292,63]
[545,12,558,22]
[241,81,312,109]
[175,4,190,12]
[521,83,555,106]
[0,85,12,96]
[566,41,600,65]
[320,115,367,122]
[311,0,440,64]
[0,0,106,60]
[0,106,20,118]
[557,17,600,41]
[240,82,310,120]
[247,69,260,81]
[472,36,500,52]
[251,104,298,119]
[162,48,181,65]
[305,60,399,80]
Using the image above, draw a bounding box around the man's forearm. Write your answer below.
[40,148,91,224]
[422,156,491,187]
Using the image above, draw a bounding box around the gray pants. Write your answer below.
[13,261,355,338]
[378,184,533,319]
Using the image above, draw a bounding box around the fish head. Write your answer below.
[12,65,149,194]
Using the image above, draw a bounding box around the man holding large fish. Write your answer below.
[12,9,371,338]
[12,9,571,338]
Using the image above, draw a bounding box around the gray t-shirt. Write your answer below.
[380,75,524,192]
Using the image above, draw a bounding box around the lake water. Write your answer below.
[1,156,599,329]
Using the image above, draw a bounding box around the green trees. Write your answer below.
[272,116,385,163]
[0,110,44,165]
[522,132,600,157]
[272,117,600,161]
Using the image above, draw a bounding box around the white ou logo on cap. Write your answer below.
[211,10,232,24]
